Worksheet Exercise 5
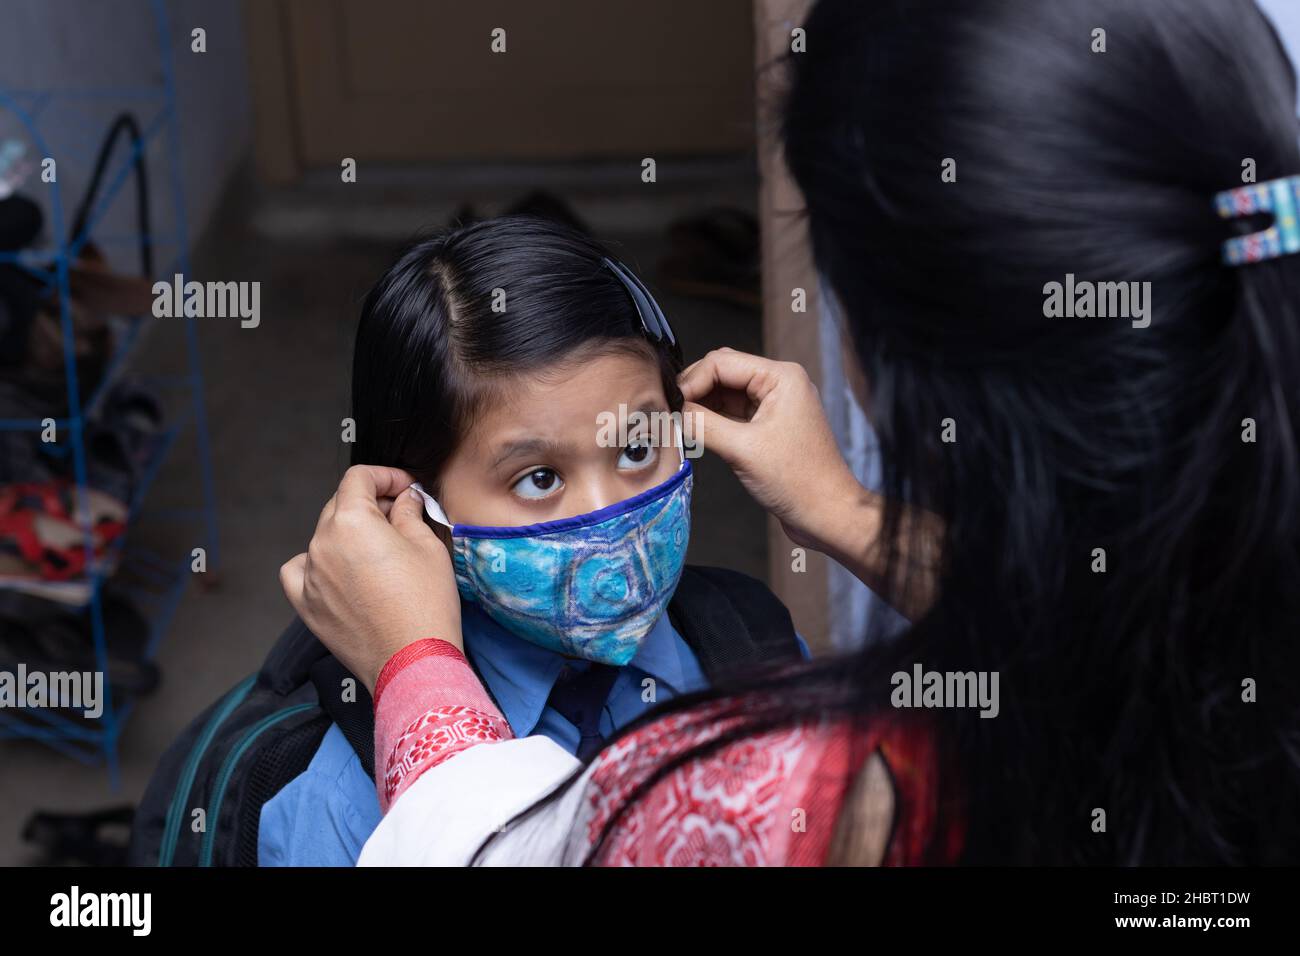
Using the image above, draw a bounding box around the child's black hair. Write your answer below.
[350,216,683,489]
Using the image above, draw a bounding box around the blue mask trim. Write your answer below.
[451,458,692,539]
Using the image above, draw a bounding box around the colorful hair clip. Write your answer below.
[1214,174,1300,265]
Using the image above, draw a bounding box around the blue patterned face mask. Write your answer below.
[412,453,692,666]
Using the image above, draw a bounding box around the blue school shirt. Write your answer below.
[258,601,714,866]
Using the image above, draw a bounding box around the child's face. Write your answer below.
[438,350,679,527]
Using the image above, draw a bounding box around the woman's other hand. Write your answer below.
[678,348,939,619]
[678,348,871,555]
[280,465,462,693]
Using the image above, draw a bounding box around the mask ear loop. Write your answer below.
[410,482,453,530]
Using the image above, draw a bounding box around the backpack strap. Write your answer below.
[254,616,378,776]
[259,615,330,695]
[667,565,804,682]
[309,654,376,779]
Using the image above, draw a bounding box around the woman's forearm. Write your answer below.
[809,483,942,622]
[674,350,941,622]
[372,638,513,812]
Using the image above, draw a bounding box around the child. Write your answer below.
[257,216,807,865]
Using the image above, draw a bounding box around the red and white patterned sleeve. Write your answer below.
[372,638,513,813]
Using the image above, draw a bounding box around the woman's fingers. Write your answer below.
[389,485,437,546]
[681,352,876,570]
[282,465,466,689]
[704,382,756,422]
[677,344,737,381]
[315,467,412,537]
[335,464,417,515]
[682,400,745,464]
[677,351,820,470]
[677,348,783,408]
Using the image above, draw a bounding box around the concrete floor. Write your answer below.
[0,159,767,865]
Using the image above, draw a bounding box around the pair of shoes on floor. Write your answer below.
[22,805,135,866]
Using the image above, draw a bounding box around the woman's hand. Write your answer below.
[280,465,462,693]
[678,348,940,618]
[678,348,871,555]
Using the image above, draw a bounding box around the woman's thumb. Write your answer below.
[682,400,747,466]
[390,486,437,544]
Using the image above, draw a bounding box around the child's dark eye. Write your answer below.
[618,442,657,471]
[512,468,563,500]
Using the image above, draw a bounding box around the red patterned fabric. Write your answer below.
[573,705,962,866]
[373,638,515,811]
[373,637,470,707]
[382,704,512,809]
[374,644,963,864]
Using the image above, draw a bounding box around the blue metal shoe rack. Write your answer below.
[0,0,219,785]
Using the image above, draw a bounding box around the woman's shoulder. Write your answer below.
[577,698,962,866]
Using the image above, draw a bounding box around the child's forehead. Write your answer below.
[464,350,669,445]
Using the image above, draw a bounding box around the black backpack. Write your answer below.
[127,565,803,866]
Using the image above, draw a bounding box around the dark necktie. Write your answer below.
[545,662,622,762]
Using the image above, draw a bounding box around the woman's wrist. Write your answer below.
[803,479,939,620]
[811,480,885,575]
[372,638,465,706]
[370,634,511,813]
[361,613,463,695]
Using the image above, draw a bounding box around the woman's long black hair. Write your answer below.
[349,215,683,486]
[484,0,1300,865]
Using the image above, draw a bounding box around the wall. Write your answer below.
[0,0,251,272]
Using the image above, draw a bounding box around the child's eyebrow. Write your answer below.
[625,404,673,438]
[629,402,670,416]
[490,437,570,470]
[622,402,671,430]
